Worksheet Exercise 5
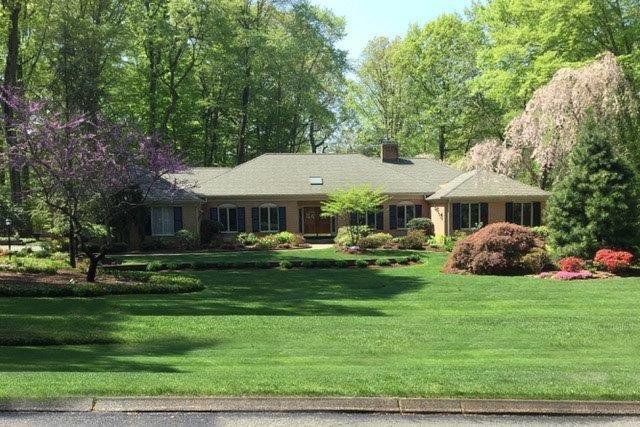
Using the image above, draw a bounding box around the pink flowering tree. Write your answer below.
[464,53,638,189]
[0,88,185,281]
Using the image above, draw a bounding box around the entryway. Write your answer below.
[301,207,332,237]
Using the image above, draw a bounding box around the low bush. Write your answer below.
[398,257,412,265]
[359,233,393,249]
[279,260,293,270]
[553,270,593,281]
[530,226,550,240]
[406,217,434,235]
[237,232,258,246]
[520,248,550,274]
[355,259,369,268]
[255,234,279,250]
[146,260,166,272]
[594,249,634,273]
[335,226,371,247]
[375,258,391,267]
[445,222,546,275]
[200,219,223,245]
[335,260,349,269]
[0,274,203,297]
[398,230,426,250]
[254,261,272,269]
[408,254,422,263]
[558,257,586,273]
[274,231,296,245]
[427,234,455,252]
[301,260,314,269]
[174,229,199,251]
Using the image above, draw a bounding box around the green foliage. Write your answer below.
[274,231,297,245]
[375,258,391,267]
[200,219,222,245]
[359,233,393,249]
[334,226,371,247]
[255,235,280,250]
[237,232,258,247]
[146,261,165,272]
[547,120,640,258]
[398,230,426,250]
[279,260,293,270]
[322,186,389,246]
[406,217,434,235]
[427,234,455,252]
[520,248,551,274]
[355,259,369,268]
[174,229,199,251]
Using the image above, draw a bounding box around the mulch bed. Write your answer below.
[0,270,121,286]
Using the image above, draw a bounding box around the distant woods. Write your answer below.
[1,0,640,194]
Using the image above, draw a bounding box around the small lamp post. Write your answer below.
[5,218,12,256]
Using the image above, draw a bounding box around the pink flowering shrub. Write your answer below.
[594,249,634,273]
[553,270,594,281]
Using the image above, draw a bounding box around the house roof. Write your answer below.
[384,157,462,191]
[194,154,435,197]
[426,169,550,201]
[146,167,230,204]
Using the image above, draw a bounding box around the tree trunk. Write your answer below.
[437,126,446,161]
[2,0,23,203]
[310,121,317,153]
[86,256,98,282]
[68,215,77,268]
[237,81,250,165]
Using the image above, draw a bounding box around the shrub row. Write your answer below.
[0,272,203,297]
[108,255,423,272]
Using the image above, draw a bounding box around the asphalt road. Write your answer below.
[1,412,639,426]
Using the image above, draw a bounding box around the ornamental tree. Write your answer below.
[546,119,640,258]
[0,88,185,281]
[321,185,389,246]
[465,53,639,189]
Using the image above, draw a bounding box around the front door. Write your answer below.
[303,207,331,235]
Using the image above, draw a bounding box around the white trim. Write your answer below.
[259,203,280,232]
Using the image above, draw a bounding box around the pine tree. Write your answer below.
[547,119,640,258]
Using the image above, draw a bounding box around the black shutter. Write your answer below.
[532,202,542,227]
[480,203,489,227]
[144,208,152,236]
[237,207,246,232]
[251,207,260,232]
[173,207,183,233]
[505,202,514,223]
[389,205,398,230]
[210,207,218,221]
[376,209,384,230]
[278,206,286,231]
[452,203,461,231]
[298,209,303,233]
[415,204,423,218]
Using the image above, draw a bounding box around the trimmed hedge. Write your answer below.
[0,272,203,297]
[107,256,424,272]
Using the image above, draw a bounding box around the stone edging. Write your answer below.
[2,397,640,415]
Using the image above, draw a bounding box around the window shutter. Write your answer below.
[389,205,398,230]
[173,207,183,233]
[532,202,542,227]
[415,204,423,218]
[237,207,246,232]
[452,203,461,231]
[144,208,152,236]
[298,209,303,233]
[376,209,384,230]
[251,207,260,232]
[278,206,286,231]
[209,207,218,221]
[480,203,489,227]
[505,202,514,223]
[349,212,357,226]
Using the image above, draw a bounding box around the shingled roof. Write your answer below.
[194,153,438,197]
[426,169,549,201]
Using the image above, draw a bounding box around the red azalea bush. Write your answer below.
[444,222,546,275]
[558,257,585,273]
[594,249,634,273]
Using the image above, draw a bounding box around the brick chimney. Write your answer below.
[380,140,399,163]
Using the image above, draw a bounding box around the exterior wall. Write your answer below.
[204,195,429,236]
[181,204,201,235]
[428,198,547,236]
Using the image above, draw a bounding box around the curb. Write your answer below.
[2,397,640,415]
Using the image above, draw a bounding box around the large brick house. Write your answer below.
[137,143,548,246]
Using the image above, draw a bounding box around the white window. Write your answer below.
[460,203,482,229]
[259,204,279,232]
[219,204,238,233]
[151,207,175,236]
[397,202,415,229]
[512,202,534,227]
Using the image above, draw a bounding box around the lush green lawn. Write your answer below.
[2,252,640,399]
[114,248,424,264]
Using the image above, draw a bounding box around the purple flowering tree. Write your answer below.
[0,88,185,282]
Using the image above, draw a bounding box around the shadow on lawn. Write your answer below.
[118,266,427,317]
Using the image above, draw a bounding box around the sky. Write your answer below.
[311,0,473,62]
